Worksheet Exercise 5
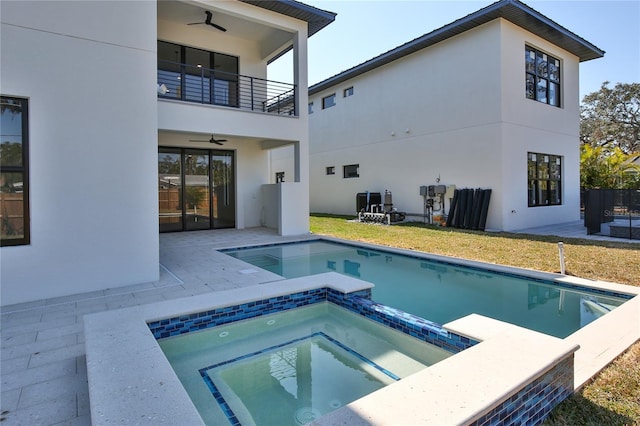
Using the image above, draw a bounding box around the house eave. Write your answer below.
[309,0,604,96]
[239,0,336,38]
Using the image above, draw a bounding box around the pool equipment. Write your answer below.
[357,190,406,224]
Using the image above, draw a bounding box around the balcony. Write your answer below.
[157,60,296,116]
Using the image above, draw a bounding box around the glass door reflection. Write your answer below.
[158,150,182,232]
[211,151,235,228]
[184,151,210,231]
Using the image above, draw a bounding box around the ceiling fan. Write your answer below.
[187,11,227,32]
[189,134,228,145]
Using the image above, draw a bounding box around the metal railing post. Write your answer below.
[250,77,254,111]
[200,66,205,103]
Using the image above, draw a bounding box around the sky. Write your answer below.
[267,0,640,101]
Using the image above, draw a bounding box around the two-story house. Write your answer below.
[301,0,603,231]
[0,0,335,305]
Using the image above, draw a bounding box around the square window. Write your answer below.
[343,164,359,178]
[322,94,336,109]
[343,87,354,97]
[527,151,561,207]
[525,46,560,108]
[326,166,335,175]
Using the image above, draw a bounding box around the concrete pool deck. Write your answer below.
[1,225,639,425]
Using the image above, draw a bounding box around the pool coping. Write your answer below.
[84,238,640,425]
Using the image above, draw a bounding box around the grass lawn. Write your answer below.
[309,215,640,425]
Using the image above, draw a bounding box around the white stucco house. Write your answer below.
[0,0,335,305]
[292,0,603,231]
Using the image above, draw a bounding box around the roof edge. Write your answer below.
[310,0,604,95]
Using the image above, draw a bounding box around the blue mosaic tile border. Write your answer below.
[148,288,327,339]
[470,355,574,426]
[199,331,401,426]
[332,292,479,353]
[148,286,475,354]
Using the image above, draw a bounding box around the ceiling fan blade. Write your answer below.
[187,22,204,25]
[209,22,227,32]
[189,135,226,144]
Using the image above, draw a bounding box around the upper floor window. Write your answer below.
[322,94,336,109]
[528,152,561,207]
[343,87,354,97]
[326,166,335,175]
[343,164,359,178]
[525,46,560,107]
[157,41,239,107]
[308,102,314,114]
[1,96,30,246]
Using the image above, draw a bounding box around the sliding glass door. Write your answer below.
[211,152,235,228]
[159,148,235,232]
[158,150,182,232]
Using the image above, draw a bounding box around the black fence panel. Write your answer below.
[583,189,640,240]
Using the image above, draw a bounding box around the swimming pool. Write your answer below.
[224,240,629,338]
[158,302,451,425]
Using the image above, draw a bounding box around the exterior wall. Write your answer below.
[499,20,581,230]
[309,21,505,229]
[309,19,582,231]
[0,1,159,305]
[157,1,310,236]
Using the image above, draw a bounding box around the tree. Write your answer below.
[580,82,640,154]
[580,144,640,189]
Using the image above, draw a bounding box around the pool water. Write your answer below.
[159,302,451,425]
[224,240,628,338]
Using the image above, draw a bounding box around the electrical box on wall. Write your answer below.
[445,185,456,199]
[434,185,446,194]
[420,186,428,196]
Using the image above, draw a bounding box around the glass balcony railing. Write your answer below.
[157,60,296,116]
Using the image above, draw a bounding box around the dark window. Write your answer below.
[343,87,354,97]
[525,46,560,107]
[322,94,336,109]
[157,41,239,107]
[275,172,285,183]
[343,164,359,178]
[308,102,313,114]
[1,96,30,246]
[528,152,561,207]
[159,147,235,232]
[326,166,335,175]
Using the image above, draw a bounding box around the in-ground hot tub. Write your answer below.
[157,302,451,425]
[85,271,605,425]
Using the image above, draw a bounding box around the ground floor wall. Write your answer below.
[308,123,579,231]
[0,3,159,306]
[158,131,310,237]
